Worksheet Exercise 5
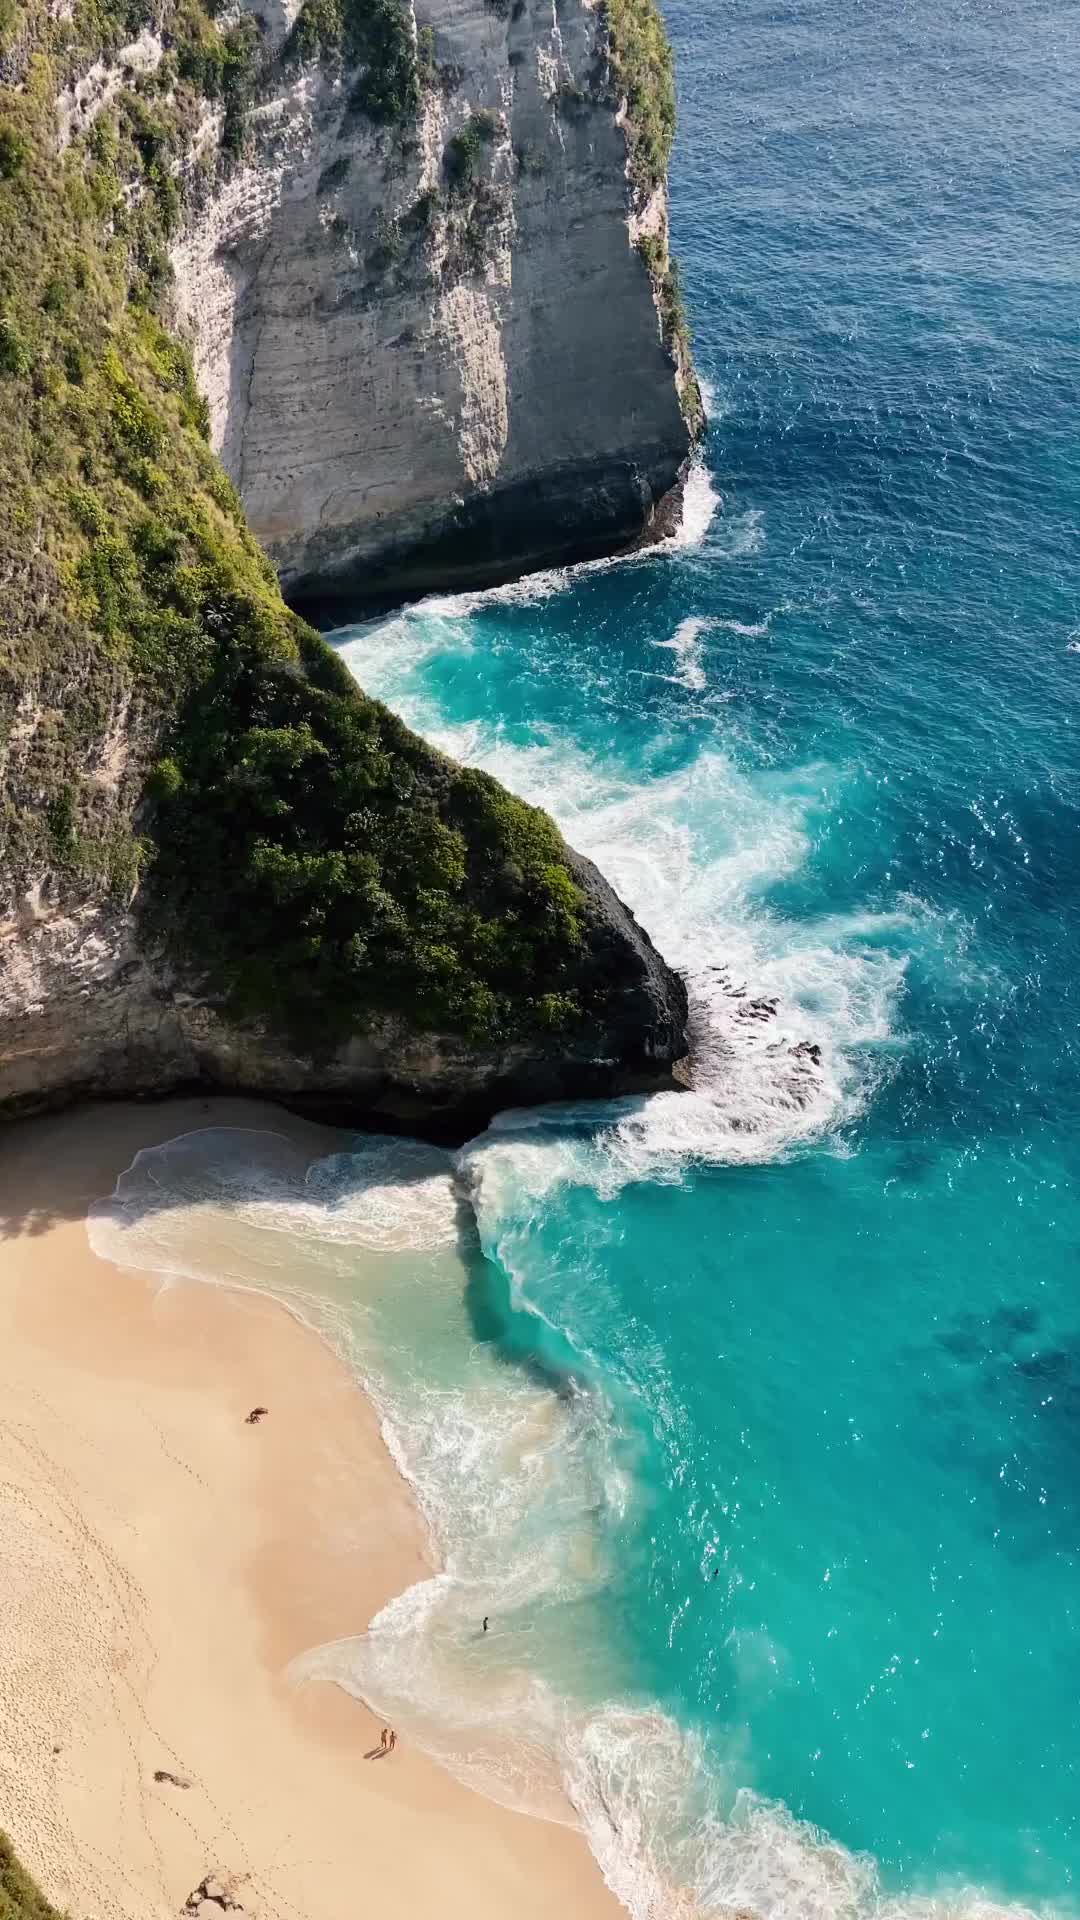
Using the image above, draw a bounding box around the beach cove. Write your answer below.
[3,0,1080,1909]
[0,1097,622,1920]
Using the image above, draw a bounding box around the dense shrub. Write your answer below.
[286,0,419,122]
[602,0,675,194]
[445,109,498,187]
[0,0,23,51]
[637,230,690,354]
[0,312,31,375]
[0,124,28,178]
[347,0,418,120]
[146,613,587,1045]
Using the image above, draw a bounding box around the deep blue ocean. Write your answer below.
[93,4,1080,1914]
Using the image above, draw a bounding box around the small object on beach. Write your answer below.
[244,1406,269,1425]
[482,1615,489,1633]
[183,1871,245,1913]
[154,1768,192,1789]
[52,1744,61,1754]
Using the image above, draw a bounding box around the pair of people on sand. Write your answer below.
[379,1727,397,1754]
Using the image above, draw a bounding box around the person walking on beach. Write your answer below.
[380,1727,389,1753]
[388,1729,397,1753]
[482,1616,489,1634]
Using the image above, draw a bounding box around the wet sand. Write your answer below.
[0,1095,623,1920]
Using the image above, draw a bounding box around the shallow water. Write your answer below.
[92,0,1080,1912]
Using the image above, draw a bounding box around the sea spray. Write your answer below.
[88,1124,1050,1920]
[655,617,714,693]
[336,597,913,1166]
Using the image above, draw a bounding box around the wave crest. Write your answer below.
[88,1128,1045,1920]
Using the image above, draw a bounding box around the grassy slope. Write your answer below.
[0,1836,64,1920]
[603,0,676,195]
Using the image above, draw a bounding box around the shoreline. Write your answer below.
[0,1095,624,1920]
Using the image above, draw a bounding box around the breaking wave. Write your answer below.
[88,1123,1042,1920]
[338,601,915,1175]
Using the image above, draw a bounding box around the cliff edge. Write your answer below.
[172,0,702,606]
[0,0,692,1132]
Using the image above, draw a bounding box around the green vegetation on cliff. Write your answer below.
[0,1835,63,1920]
[0,6,592,1048]
[602,0,676,194]
[600,0,701,433]
[285,0,418,121]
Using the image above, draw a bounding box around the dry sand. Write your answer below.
[0,1096,623,1920]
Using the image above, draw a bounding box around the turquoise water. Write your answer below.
[93,3,1080,1914]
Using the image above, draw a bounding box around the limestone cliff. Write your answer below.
[0,0,692,1132]
[0,842,687,1137]
[172,0,699,605]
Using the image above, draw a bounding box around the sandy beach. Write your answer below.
[0,1096,623,1920]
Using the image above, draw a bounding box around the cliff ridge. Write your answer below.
[0,0,694,1130]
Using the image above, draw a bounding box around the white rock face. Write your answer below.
[55,27,164,149]
[0,0,695,1125]
[171,0,693,604]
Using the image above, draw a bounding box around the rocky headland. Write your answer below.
[0,0,697,1132]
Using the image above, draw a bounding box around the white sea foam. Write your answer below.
[349,459,722,636]
[441,730,909,1185]
[87,1128,1045,1920]
[81,509,997,1920]
[715,615,772,637]
[88,1127,463,1276]
[670,462,723,550]
[339,599,912,1182]
[653,610,774,686]
[712,506,765,558]
[654,616,714,691]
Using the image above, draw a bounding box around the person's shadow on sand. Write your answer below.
[364,1746,391,1761]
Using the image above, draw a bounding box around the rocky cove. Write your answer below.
[0,0,698,1132]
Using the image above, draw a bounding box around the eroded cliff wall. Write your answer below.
[0,0,692,1130]
[171,0,698,604]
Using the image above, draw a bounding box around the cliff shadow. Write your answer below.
[0,1090,474,1243]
